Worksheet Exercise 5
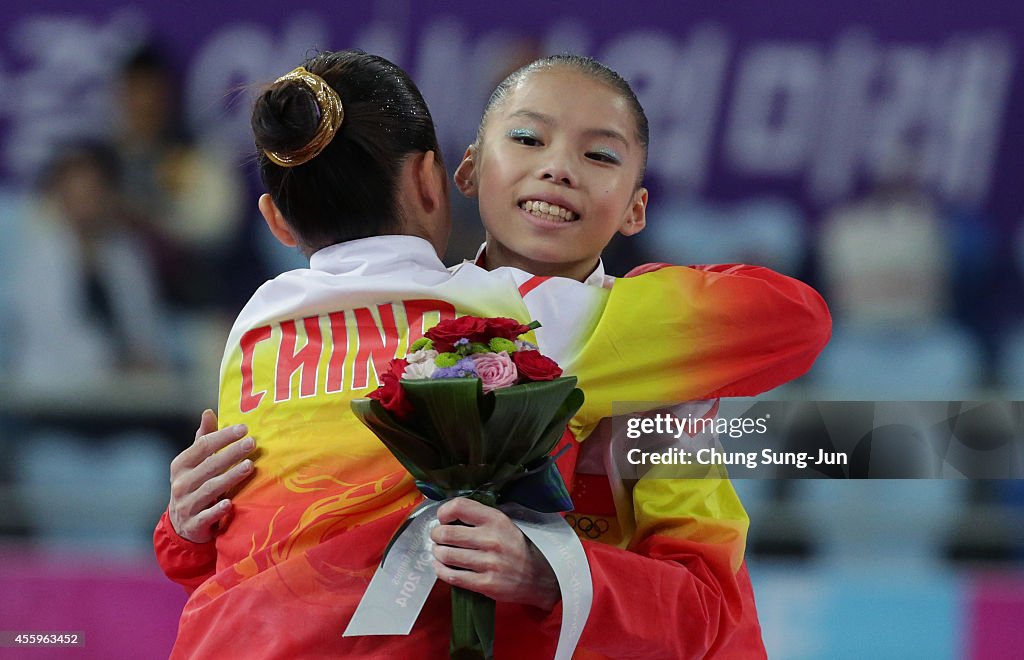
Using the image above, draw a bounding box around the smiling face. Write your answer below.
[455,67,648,281]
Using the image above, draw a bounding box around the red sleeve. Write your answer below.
[722,562,767,657]
[560,415,766,657]
[533,538,765,659]
[153,510,217,595]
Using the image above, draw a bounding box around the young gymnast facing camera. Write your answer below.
[157,51,829,658]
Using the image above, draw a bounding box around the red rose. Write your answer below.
[425,316,488,352]
[482,317,533,341]
[512,350,562,382]
[369,359,413,420]
[388,358,409,379]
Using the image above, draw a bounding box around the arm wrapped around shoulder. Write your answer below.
[677,262,832,397]
[568,263,832,436]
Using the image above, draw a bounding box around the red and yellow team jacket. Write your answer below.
[154,236,831,658]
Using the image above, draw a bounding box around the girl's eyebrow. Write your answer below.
[508,109,630,149]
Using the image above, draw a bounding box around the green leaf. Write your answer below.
[482,377,582,465]
[421,463,519,496]
[422,464,491,494]
[450,586,494,660]
[351,398,441,480]
[527,386,585,462]
[400,379,485,465]
[352,378,583,502]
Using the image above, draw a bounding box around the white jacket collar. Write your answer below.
[309,235,445,276]
[469,243,608,287]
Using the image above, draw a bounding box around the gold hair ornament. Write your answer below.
[263,66,344,167]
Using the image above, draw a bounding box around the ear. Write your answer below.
[412,149,447,214]
[258,194,298,247]
[453,145,479,198]
[618,187,648,237]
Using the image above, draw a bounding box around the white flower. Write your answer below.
[407,348,439,364]
[402,359,437,380]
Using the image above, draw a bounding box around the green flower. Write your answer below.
[469,342,490,354]
[488,337,517,354]
[434,352,461,368]
[410,337,433,352]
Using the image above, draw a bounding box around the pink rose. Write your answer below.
[470,351,518,393]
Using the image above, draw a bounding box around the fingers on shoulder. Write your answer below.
[182,424,248,467]
[180,499,232,543]
[195,409,218,439]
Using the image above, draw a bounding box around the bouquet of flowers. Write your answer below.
[350,316,584,660]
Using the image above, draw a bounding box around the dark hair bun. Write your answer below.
[251,81,320,155]
[252,50,441,253]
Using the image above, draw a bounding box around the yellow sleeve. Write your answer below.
[566,264,831,438]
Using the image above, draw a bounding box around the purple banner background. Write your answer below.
[2,0,1022,231]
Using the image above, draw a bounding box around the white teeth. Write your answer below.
[519,200,578,221]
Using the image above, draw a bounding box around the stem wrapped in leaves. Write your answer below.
[351,376,583,659]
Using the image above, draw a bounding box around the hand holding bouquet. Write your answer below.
[347,316,589,660]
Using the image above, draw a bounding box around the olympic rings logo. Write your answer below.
[566,514,610,539]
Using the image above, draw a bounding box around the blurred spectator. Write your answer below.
[819,169,950,326]
[814,162,985,398]
[113,42,245,309]
[10,140,170,388]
